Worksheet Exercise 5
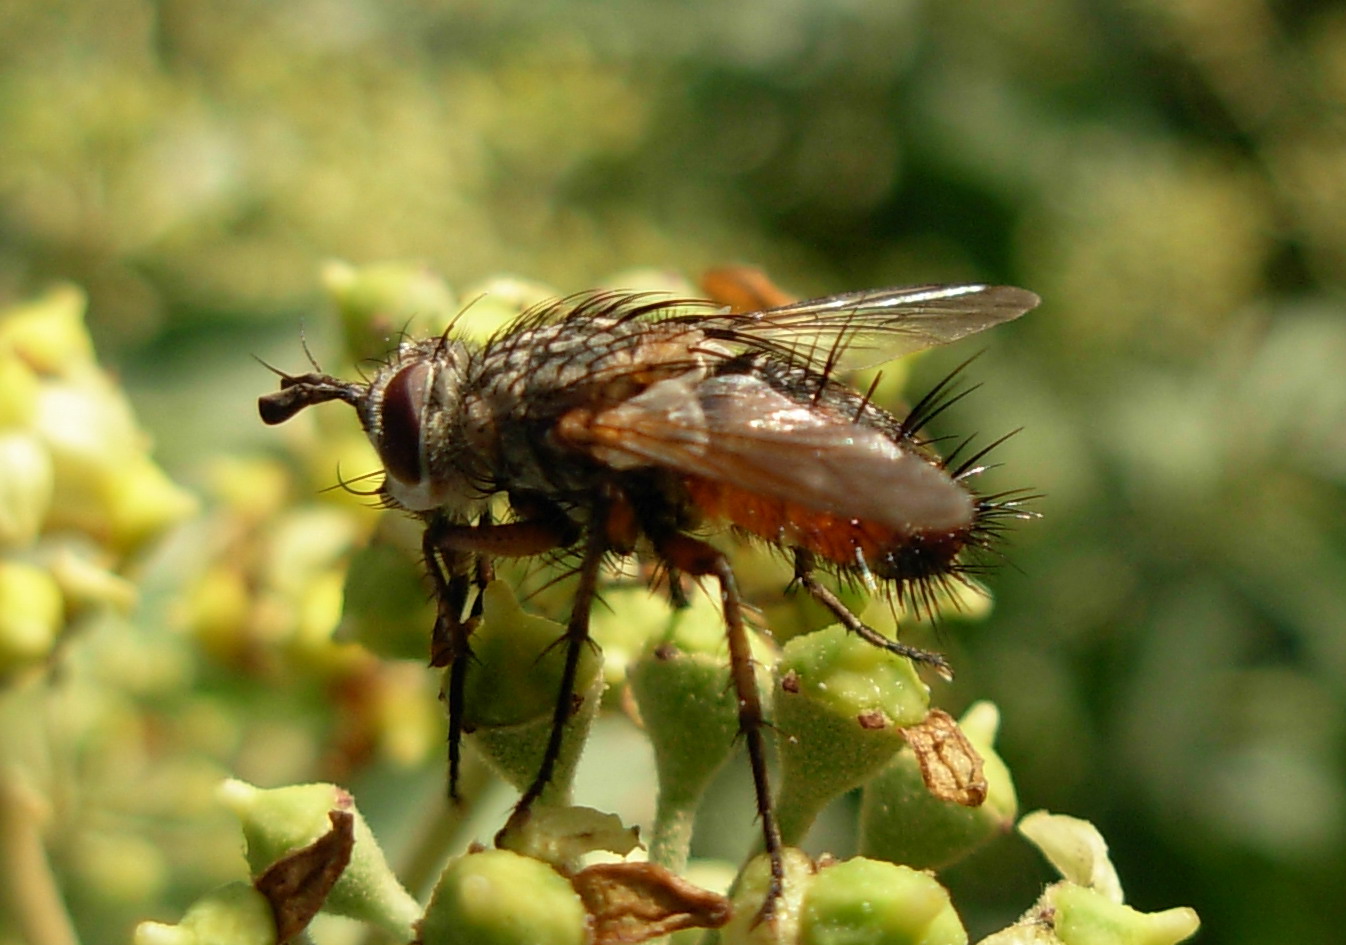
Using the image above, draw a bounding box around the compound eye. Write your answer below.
[378,360,431,485]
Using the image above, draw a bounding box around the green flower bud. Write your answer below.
[721,847,814,945]
[976,923,1059,945]
[44,542,139,613]
[1017,812,1121,903]
[627,591,757,870]
[774,623,930,844]
[420,848,587,945]
[456,275,564,343]
[860,702,1017,870]
[0,284,96,376]
[101,452,200,552]
[181,564,252,664]
[461,581,604,805]
[500,804,639,867]
[1047,884,1200,945]
[0,431,53,549]
[73,830,168,906]
[0,349,41,428]
[322,259,458,363]
[33,373,197,552]
[204,457,291,525]
[132,881,276,945]
[800,857,966,945]
[0,559,64,674]
[982,813,1199,945]
[589,584,670,698]
[217,779,420,939]
[338,540,439,661]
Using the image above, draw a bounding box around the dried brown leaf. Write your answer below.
[572,861,731,945]
[254,810,354,943]
[900,708,988,807]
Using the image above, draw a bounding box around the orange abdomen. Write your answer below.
[682,476,968,580]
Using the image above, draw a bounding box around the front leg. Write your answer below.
[423,507,580,801]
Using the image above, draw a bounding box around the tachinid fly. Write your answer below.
[258,268,1039,922]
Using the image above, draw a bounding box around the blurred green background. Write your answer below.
[3,1,1345,943]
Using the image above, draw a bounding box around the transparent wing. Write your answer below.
[557,374,971,532]
[679,283,1039,367]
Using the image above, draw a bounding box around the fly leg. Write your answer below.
[497,504,607,841]
[792,549,953,680]
[426,509,579,802]
[657,532,784,925]
[421,532,474,800]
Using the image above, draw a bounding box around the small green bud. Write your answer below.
[774,623,930,844]
[338,541,437,661]
[499,804,639,867]
[462,581,602,727]
[0,559,64,674]
[420,848,588,945]
[721,847,814,945]
[627,591,752,869]
[0,283,96,375]
[44,542,139,613]
[1048,884,1200,945]
[456,275,563,342]
[217,779,420,939]
[800,857,966,945]
[982,813,1199,945]
[132,881,277,945]
[322,259,458,362]
[629,591,780,879]
[101,453,200,552]
[33,374,197,552]
[0,348,42,428]
[860,702,1017,869]
[461,581,604,805]
[0,431,53,548]
[1017,812,1121,903]
[589,583,671,696]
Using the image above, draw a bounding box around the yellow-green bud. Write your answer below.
[774,623,930,844]
[460,581,604,804]
[455,275,563,343]
[216,779,419,939]
[1017,812,1121,902]
[338,541,437,661]
[322,259,457,362]
[420,848,588,945]
[101,453,200,552]
[132,882,276,945]
[0,431,53,548]
[0,559,64,674]
[33,374,196,552]
[860,702,1017,869]
[721,847,814,945]
[0,349,41,428]
[1048,884,1200,945]
[627,590,771,871]
[0,284,96,375]
[800,857,966,945]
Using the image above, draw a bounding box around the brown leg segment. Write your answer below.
[792,550,953,680]
[658,533,784,925]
